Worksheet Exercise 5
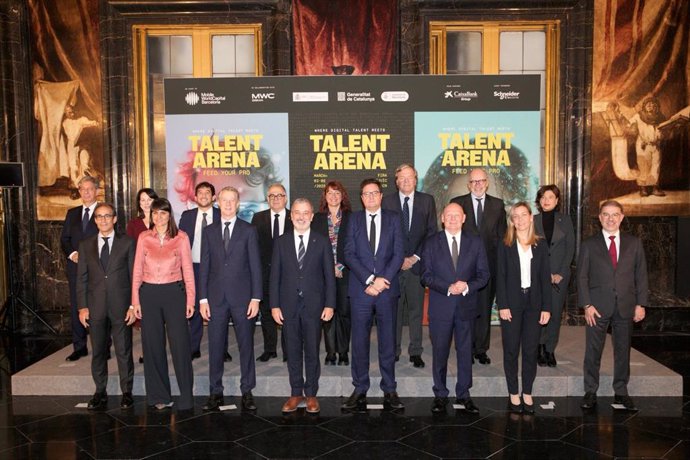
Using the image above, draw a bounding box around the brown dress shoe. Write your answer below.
[305,397,320,414]
[281,396,304,413]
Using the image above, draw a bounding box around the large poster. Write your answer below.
[164,75,540,221]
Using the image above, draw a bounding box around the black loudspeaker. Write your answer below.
[0,162,25,188]
[677,217,690,300]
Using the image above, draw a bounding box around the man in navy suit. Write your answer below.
[271,198,336,414]
[342,178,405,412]
[199,186,263,412]
[251,183,293,362]
[382,163,437,368]
[451,168,506,365]
[422,203,490,413]
[178,181,226,361]
[77,203,136,410]
[60,175,100,361]
[578,200,648,411]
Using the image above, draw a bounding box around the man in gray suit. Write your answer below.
[77,203,136,410]
[578,200,648,411]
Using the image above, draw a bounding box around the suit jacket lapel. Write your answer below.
[551,215,565,244]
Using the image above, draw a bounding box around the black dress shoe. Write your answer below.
[66,348,88,361]
[522,401,535,414]
[474,353,491,365]
[120,392,134,409]
[383,392,405,410]
[241,391,257,411]
[341,391,367,411]
[202,394,224,411]
[138,356,144,364]
[87,391,107,410]
[224,351,232,362]
[256,351,277,362]
[508,400,523,413]
[106,351,112,360]
[537,345,547,367]
[614,394,637,410]
[191,351,201,360]
[283,354,288,362]
[395,355,400,362]
[338,352,349,365]
[410,355,425,368]
[581,392,597,409]
[546,351,557,367]
[431,397,448,413]
[456,397,480,414]
[325,353,336,365]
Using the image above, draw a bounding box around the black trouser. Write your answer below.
[473,276,496,355]
[89,306,133,395]
[323,275,351,355]
[140,282,194,410]
[500,289,541,395]
[584,306,633,395]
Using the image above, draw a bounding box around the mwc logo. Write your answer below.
[252,93,275,101]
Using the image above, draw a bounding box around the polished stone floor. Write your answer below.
[0,331,689,459]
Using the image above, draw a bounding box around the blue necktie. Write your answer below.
[82,207,90,231]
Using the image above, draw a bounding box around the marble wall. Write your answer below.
[0,0,685,335]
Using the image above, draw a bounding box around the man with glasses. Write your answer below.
[578,200,648,411]
[76,203,136,410]
[451,168,506,365]
[61,175,100,361]
[251,183,293,362]
[342,178,404,412]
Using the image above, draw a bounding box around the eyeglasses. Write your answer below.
[469,179,487,185]
[268,194,286,200]
[94,214,114,220]
[361,191,381,198]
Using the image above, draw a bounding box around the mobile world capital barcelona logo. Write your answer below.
[185,91,200,106]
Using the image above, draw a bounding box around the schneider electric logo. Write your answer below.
[444,90,478,101]
[493,91,520,100]
[185,92,200,106]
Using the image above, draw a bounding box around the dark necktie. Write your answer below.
[609,235,617,269]
[402,196,410,235]
[297,235,305,270]
[476,198,483,228]
[369,214,377,254]
[82,207,90,231]
[100,236,110,270]
[451,236,459,269]
[202,212,208,230]
[273,213,280,240]
[224,221,231,252]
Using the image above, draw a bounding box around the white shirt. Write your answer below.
[444,230,468,296]
[220,217,235,241]
[471,193,485,227]
[294,228,310,258]
[192,208,214,263]
[271,209,287,236]
[603,230,620,262]
[365,208,382,254]
[518,244,533,289]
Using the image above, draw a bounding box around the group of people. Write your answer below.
[60,164,648,415]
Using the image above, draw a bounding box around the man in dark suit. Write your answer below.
[76,203,136,410]
[61,175,100,361]
[251,183,293,362]
[578,200,648,411]
[342,178,405,412]
[199,186,263,412]
[178,181,227,361]
[271,198,336,414]
[421,203,490,414]
[451,168,506,365]
[382,164,437,368]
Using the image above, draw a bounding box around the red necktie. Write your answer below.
[608,235,617,269]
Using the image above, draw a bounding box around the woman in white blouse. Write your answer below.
[496,202,551,414]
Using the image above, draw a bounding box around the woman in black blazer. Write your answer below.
[534,185,575,368]
[496,202,551,413]
[311,181,352,366]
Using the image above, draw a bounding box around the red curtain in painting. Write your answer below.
[593,0,689,112]
[293,0,397,75]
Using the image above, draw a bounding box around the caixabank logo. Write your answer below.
[443,90,478,101]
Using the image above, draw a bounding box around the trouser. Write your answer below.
[540,276,569,353]
[323,275,351,355]
[473,276,496,355]
[395,270,425,357]
[140,282,194,410]
[89,307,133,394]
[283,299,322,397]
[430,311,474,399]
[500,290,541,395]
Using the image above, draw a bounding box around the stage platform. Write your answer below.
[11,326,681,397]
